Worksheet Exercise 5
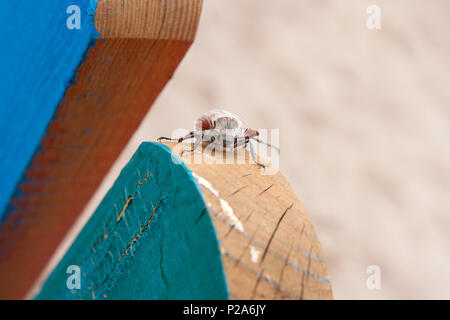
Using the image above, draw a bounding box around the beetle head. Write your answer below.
[195,117,214,131]
[245,128,259,139]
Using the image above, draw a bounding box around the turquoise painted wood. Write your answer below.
[0,1,99,220]
[36,142,228,299]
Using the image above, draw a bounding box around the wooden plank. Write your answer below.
[0,0,203,299]
[163,141,333,299]
[35,142,227,300]
[0,1,100,221]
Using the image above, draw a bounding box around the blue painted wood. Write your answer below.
[0,1,99,220]
[36,142,228,299]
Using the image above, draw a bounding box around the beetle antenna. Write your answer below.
[251,138,280,154]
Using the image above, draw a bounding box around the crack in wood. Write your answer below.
[257,183,274,197]
[300,246,313,300]
[136,173,152,189]
[116,196,134,222]
[229,185,246,197]
[118,201,161,261]
[260,203,294,265]
[251,268,264,299]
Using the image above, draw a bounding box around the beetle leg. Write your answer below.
[181,135,202,156]
[157,131,195,143]
[234,137,249,149]
[249,141,265,169]
[251,137,280,153]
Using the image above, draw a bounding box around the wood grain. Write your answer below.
[0,0,203,299]
[163,141,333,299]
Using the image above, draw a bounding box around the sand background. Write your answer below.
[83,0,450,299]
